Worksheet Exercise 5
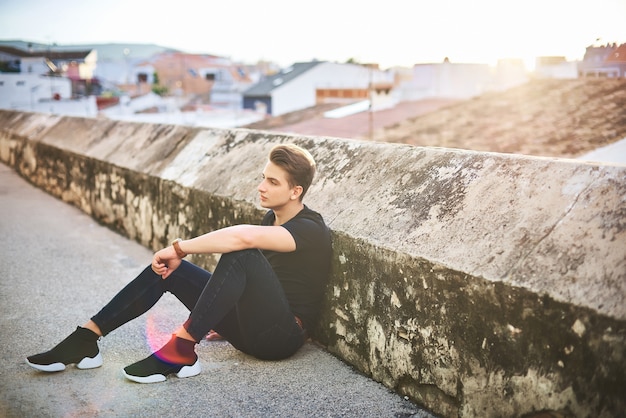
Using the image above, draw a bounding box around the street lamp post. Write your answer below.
[123,48,130,86]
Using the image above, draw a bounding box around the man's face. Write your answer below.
[257,161,296,209]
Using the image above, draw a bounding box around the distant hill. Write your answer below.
[0,40,179,60]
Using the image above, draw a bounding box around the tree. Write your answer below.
[151,72,168,96]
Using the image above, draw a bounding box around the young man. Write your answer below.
[26,144,332,383]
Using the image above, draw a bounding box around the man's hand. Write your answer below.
[151,246,182,279]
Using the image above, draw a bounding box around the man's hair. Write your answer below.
[269,144,316,201]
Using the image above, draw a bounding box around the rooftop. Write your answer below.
[243,78,626,161]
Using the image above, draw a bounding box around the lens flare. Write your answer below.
[144,311,173,353]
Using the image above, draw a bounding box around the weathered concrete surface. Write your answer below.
[1,109,625,417]
[0,163,429,418]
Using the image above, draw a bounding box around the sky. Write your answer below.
[1,0,625,69]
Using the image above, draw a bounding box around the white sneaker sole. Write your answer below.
[122,359,201,384]
[26,352,103,372]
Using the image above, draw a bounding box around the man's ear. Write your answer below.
[291,185,303,200]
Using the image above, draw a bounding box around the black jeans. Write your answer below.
[91,249,305,360]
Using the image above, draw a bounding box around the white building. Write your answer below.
[534,57,579,79]
[243,61,393,116]
[0,45,99,116]
[397,58,529,101]
[1,73,68,107]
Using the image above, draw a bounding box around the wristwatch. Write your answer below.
[171,238,187,258]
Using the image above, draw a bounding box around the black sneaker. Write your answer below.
[122,354,201,384]
[26,326,102,372]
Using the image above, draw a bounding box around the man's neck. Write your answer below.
[273,201,304,225]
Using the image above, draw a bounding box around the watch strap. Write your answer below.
[172,238,187,258]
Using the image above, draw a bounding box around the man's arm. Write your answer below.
[152,225,295,279]
[181,224,296,254]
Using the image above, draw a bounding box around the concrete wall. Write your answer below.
[1,109,624,418]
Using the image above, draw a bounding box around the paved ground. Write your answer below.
[0,163,435,418]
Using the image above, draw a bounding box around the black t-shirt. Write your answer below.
[261,205,332,330]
